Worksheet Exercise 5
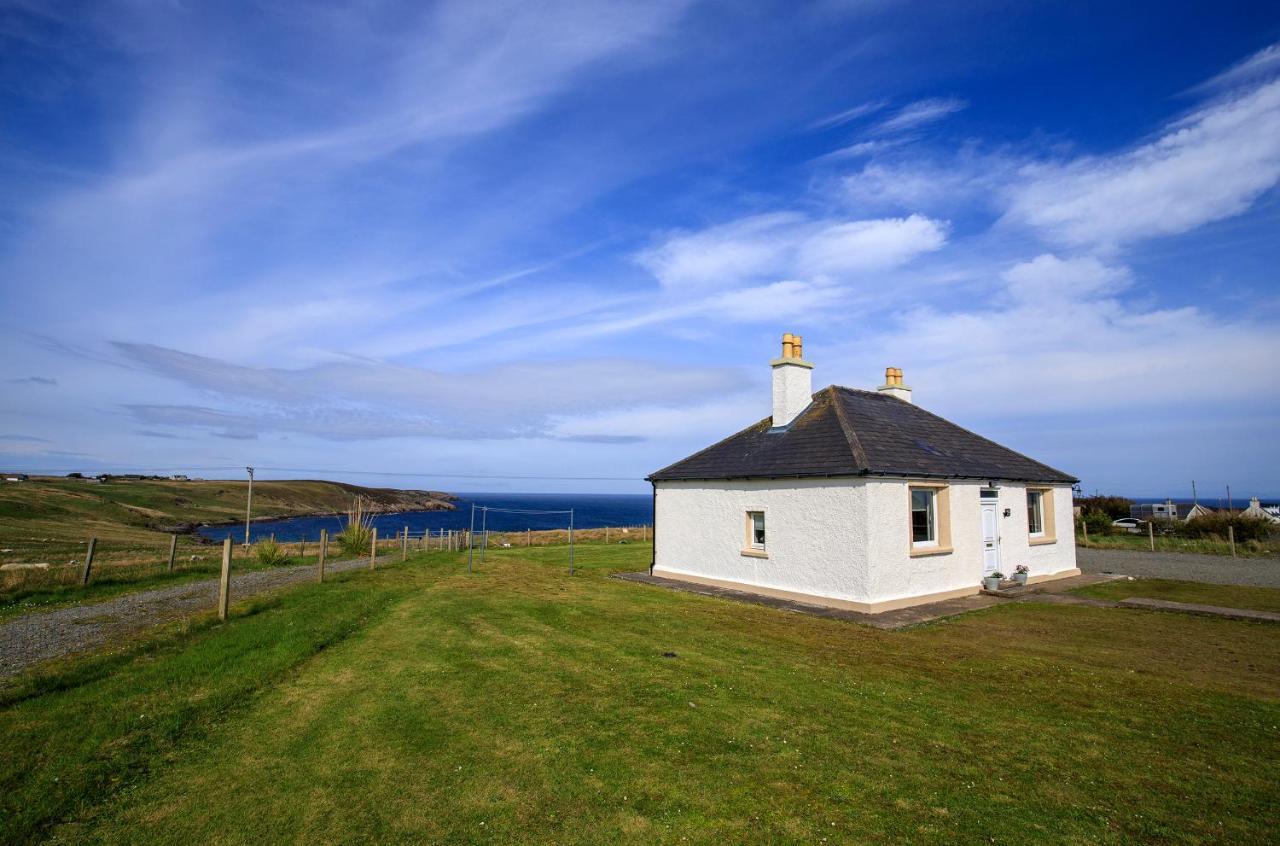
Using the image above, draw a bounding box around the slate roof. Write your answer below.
[647,385,1077,484]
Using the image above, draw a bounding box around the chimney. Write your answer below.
[877,366,913,403]
[770,332,813,427]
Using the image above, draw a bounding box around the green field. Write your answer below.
[1076,529,1280,558]
[2,542,1277,845]
[0,475,453,600]
[1072,577,1280,613]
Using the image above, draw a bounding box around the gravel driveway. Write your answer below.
[0,553,398,679]
[1077,547,1280,587]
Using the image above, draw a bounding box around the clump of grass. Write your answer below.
[254,538,291,567]
[335,497,374,557]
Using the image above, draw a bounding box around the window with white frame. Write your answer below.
[747,511,766,549]
[1027,489,1045,536]
[910,488,937,547]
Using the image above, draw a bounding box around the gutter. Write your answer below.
[649,480,657,575]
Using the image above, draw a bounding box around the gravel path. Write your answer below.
[1077,547,1280,587]
[0,554,399,679]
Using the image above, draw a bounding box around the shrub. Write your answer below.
[1175,514,1274,542]
[1081,510,1114,536]
[336,497,375,557]
[1077,495,1132,520]
[255,538,291,567]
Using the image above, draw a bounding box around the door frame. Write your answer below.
[979,492,1001,576]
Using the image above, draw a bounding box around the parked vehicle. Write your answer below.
[1111,517,1144,534]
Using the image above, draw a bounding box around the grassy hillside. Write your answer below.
[0,476,453,572]
[1,542,1276,844]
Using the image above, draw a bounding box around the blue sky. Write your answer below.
[1,1,1278,499]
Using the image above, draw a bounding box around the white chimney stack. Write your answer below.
[877,367,913,403]
[771,332,813,427]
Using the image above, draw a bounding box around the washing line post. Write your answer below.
[568,508,575,575]
[468,504,476,574]
[480,507,489,562]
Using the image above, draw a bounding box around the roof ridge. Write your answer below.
[825,385,869,470]
[833,383,1075,481]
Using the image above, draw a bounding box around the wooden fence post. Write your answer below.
[318,529,327,583]
[1147,521,1154,552]
[1081,521,1089,547]
[218,537,232,621]
[167,533,178,572]
[643,524,647,542]
[605,526,610,544]
[1229,525,1236,558]
[402,526,408,561]
[300,535,306,559]
[80,537,96,586]
[370,527,378,570]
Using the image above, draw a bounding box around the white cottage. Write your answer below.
[647,334,1080,613]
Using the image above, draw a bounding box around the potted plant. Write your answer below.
[1013,564,1030,586]
[983,571,1004,591]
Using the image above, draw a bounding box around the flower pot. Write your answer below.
[983,577,1001,591]
[1013,573,1028,586]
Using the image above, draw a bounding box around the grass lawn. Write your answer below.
[2,542,1277,844]
[1072,578,1280,613]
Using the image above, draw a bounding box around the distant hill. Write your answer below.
[0,476,454,549]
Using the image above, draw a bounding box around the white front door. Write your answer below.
[980,501,1001,575]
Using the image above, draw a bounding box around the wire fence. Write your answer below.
[0,523,653,604]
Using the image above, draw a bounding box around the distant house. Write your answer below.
[1241,497,1280,524]
[1183,503,1215,521]
[4,473,28,482]
[647,334,1079,614]
[1131,499,1178,521]
[170,474,189,481]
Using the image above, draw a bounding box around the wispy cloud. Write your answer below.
[807,100,887,131]
[871,97,967,135]
[5,376,57,386]
[1004,77,1280,247]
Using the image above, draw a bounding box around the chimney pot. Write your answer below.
[877,366,913,403]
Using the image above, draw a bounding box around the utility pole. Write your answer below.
[1191,479,1197,507]
[1227,484,1233,513]
[244,466,255,546]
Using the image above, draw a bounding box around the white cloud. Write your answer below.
[797,215,948,275]
[636,212,948,290]
[871,97,967,135]
[807,100,887,131]
[1005,77,1280,247]
[1187,41,1280,96]
[832,254,1280,419]
[109,342,744,441]
[635,212,804,291]
[1001,254,1130,304]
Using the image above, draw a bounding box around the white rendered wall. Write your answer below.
[653,478,873,603]
[864,480,1078,604]
[654,478,1078,609]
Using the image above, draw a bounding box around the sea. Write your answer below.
[197,492,652,544]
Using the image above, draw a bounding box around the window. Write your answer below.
[747,511,766,549]
[1027,490,1045,536]
[1026,487,1056,544]
[911,488,937,546]
[908,483,952,556]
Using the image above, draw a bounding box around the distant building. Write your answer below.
[170,474,189,481]
[1241,497,1280,524]
[1183,503,1215,521]
[3,473,28,482]
[1131,499,1178,520]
